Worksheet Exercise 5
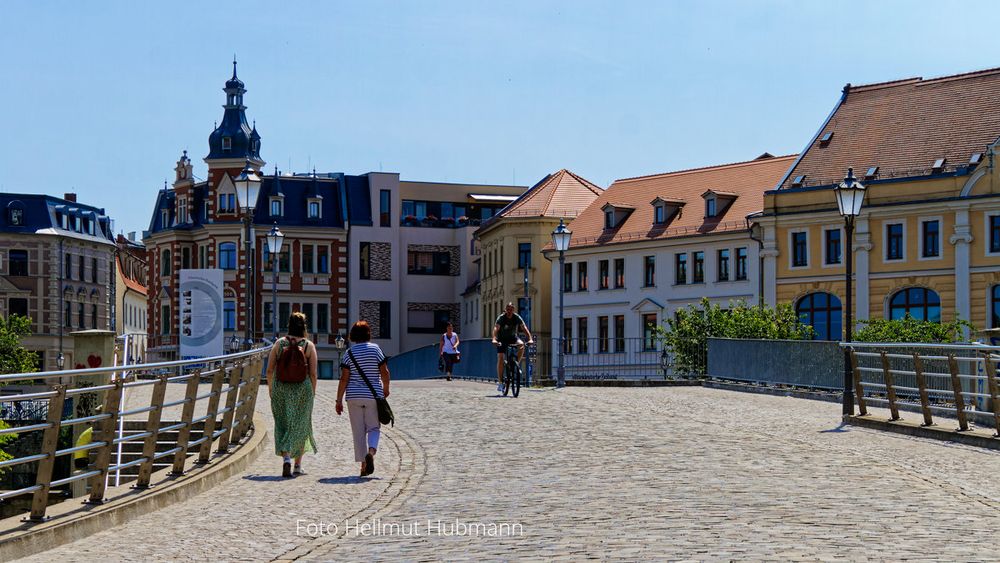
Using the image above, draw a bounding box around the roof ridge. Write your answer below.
[851,66,1000,92]
[614,154,797,184]
[537,169,567,213]
[561,169,604,195]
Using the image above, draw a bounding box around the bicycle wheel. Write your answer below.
[511,360,521,398]
[503,348,514,397]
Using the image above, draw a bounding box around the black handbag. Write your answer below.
[347,350,394,427]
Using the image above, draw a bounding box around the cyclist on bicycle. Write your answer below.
[491,302,533,393]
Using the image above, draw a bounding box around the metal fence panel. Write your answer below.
[707,338,844,389]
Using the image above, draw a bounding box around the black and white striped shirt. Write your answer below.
[341,342,387,400]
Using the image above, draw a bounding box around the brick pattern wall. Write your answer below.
[369,242,391,280]
[408,244,461,276]
[359,300,383,338]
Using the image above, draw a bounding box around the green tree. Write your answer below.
[853,315,974,344]
[0,314,38,472]
[658,298,813,375]
[0,314,39,375]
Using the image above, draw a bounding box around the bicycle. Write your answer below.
[501,343,522,398]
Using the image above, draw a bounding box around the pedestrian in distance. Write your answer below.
[492,302,533,394]
[265,311,318,478]
[336,320,391,477]
[439,322,460,381]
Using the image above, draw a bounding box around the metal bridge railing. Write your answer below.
[844,341,1000,433]
[546,337,701,380]
[0,347,267,522]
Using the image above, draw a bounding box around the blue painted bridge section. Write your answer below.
[387,338,500,380]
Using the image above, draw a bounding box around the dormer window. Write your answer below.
[222,137,232,152]
[7,201,25,226]
[177,197,188,224]
[701,190,738,219]
[308,199,321,219]
[650,197,685,226]
[218,190,236,213]
[600,203,634,230]
[161,209,170,228]
[270,197,284,217]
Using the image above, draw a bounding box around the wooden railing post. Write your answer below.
[851,350,867,416]
[983,352,1000,437]
[217,364,245,453]
[170,369,202,475]
[87,379,124,504]
[912,353,933,427]
[233,358,260,440]
[948,355,970,431]
[28,385,66,521]
[880,352,900,421]
[197,364,227,464]
[135,375,168,488]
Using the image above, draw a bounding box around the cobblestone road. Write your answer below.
[19,381,1000,561]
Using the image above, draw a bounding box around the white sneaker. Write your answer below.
[497,382,504,393]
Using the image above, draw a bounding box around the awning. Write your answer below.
[468,194,518,202]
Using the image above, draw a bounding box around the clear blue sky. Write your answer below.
[2,1,998,236]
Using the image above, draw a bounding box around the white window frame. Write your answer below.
[301,244,315,274]
[269,197,284,217]
[788,228,810,270]
[161,210,169,228]
[918,216,943,261]
[307,198,322,219]
[177,197,188,224]
[654,204,665,225]
[706,196,717,218]
[985,211,1000,257]
[882,219,907,263]
[821,226,844,269]
[218,189,236,214]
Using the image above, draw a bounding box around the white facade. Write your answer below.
[547,231,761,367]
[348,176,523,356]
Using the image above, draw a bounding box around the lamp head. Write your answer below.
[835,167,866,218]
[552,218,572,252]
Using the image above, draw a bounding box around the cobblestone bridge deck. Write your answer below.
[17,380,1000,561]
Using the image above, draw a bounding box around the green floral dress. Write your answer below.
[270,339,318,458]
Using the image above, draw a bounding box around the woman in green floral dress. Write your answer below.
[266,312,318,478]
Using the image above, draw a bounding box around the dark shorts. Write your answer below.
[442,352,459,372]
[496,340,523,354]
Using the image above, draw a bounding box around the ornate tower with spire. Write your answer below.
[204,59,265,221]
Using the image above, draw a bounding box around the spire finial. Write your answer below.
[232,55,238,79]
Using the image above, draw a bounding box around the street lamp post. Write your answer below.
[234,161,262,351]
[335,334,346,376]
[834,167,867,417]
[266,224,284,340]
[551,218,572,388]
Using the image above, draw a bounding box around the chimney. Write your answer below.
[64,192,77,203]
[128,231,136,241]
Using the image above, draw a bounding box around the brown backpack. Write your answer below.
[276,338,308,383]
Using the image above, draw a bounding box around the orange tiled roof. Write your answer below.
[779,67,1000,189]
[116,256,147,295]
[563,154,797,250]
[498,169,603,219]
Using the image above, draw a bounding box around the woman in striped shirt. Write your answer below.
[336,320,391,477]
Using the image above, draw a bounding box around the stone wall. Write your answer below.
[359,300,385,338]
[368,242,392,281]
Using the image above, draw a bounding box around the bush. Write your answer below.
[853,315,974,344]
[658,298,813,375]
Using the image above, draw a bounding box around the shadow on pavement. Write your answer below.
[318,476,383,485]
[242,474,289,482]
[818,422,851,433]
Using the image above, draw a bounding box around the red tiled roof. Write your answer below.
[563,154,797,250]
[116,256,147,295]
[499,169,603,219]
[779,67,1000,189]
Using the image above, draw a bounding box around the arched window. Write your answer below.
[889,287,941,322]
[796,292,842,341]
[219,242,237,270]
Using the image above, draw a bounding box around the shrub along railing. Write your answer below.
[0,348,266,522]
[845,341,1000,432]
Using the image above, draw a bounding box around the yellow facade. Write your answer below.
[758,150,1000,336]
[476,217,559,339]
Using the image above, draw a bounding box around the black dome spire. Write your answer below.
[206,60,262,163]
